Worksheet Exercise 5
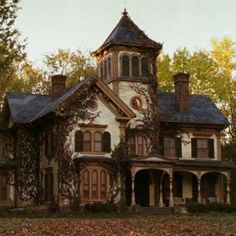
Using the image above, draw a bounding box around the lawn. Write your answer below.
[0,214,236,236]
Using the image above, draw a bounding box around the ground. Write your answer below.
[0,214,236,236]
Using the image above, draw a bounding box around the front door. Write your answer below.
[45,170,54,202]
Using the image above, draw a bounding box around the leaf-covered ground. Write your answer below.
[1,215,236,236]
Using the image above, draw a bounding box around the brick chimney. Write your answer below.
[173,72,190,113]
[51,75,66,99]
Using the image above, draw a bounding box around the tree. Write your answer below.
[44,49,96,86]
[0,0,26,101]
[157,36,236,143]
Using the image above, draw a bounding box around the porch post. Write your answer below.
[197,175,201,203]
[159,173,164,207]
[226,173,231,204]
[169,171,174,207]
[131,169,136,206]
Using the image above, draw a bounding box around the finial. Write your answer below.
[122,8,128,16]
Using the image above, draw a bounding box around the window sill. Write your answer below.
[79,152,107,155]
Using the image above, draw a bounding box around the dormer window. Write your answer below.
[122,55,130,76]
[132,56,139,77]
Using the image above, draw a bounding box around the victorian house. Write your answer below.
[0,10,233,208]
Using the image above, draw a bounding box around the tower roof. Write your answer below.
[93,9,162,55]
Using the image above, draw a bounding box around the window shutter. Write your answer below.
[102,132,111,153]
[191,138,197,158]
[160,137,164,156]
[75,131,83,152]
[175,138,182,158]
[208,139,215,159]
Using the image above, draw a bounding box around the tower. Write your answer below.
[92,9,162,109]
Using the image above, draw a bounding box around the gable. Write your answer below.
[2,78,135,125]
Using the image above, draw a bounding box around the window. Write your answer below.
[100,171,107,200]
[122,55,130,76]
[83,170,90,199]
[100,62,104,79]
[94,132,102,152]
[164,138,176,157]
[130,96,143,110]
[108,57,111,78]
[141,57,149,76]
[137,136,145,156]
[83,131,92,152]
[75,130,111,153]
[104,60,107,80]
[0,176,7,201]
[129,137,135,155]
[162,137,182,158]
[129,136,147,156]
[45,132,53,157]
[92,170,98,199]
[132,56,139,77]
[192,138,214,159]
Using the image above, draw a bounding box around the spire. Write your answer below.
[122,8,128,17]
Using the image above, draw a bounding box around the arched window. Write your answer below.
[94,132,102,152]
[100,170,107,200]
[102,132,111,153]
[122,55,130,76]
[83,131,92,152]
[83,170,90,199]
[100,62,104,79]
[75,130,83,152]
[132,56,139,77]
[141,57,149,76]
[108,57,111,78]
[92,170,98,199]
[104,60,107,80]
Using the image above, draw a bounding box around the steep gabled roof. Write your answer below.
[158,92,228,126]
[94,9,162,54]
[3,78,136,125]
[2,81,228,126]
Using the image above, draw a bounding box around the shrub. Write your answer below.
[186,202,236,214]
[84,202,117,213]
[47,198,59,214]
[69,197,81,214]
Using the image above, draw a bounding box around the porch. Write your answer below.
[126,163,231,207]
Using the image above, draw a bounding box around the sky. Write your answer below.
[15,0,236,66]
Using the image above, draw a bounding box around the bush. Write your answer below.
[70,197,81,214]
[186,203,236,214]
[47,199,59,214]
[84,202,117,213]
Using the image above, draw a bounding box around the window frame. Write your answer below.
[122,55,130,77]
[94,131,102,152]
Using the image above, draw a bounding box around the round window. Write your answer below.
[130,96,143,110]
[89,101,98,112]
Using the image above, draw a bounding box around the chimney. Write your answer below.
[173,72,190,113]
[51,75,66,99]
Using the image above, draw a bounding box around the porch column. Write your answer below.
[226,174,231,204]
[131,170,136,206]
[197,176,201,203]
[159,173,164,207]
[169,172,174,207]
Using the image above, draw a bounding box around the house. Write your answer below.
[0,9,233,208]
